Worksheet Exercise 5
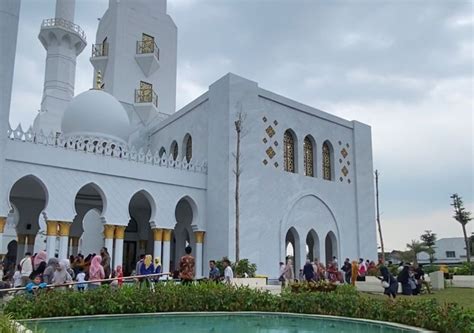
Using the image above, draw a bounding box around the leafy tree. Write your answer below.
[420,230,437,264]
[450,194,472,263]
[406,240,428,266]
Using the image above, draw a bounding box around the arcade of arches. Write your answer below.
[0,175,206,277]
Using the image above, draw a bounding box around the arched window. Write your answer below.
[284,130,296,173]
[322,141,332,180]
[185,135,192,163]
[303,136,314,177]
[170,141,178,160]
[159,147,166,157]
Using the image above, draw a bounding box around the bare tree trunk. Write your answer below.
[462,224,471,263]
[375,170,385,263]
[234,114,242,263]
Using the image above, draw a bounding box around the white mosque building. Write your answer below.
[0,0,377,278]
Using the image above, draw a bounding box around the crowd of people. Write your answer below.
[278,256,431,298]
[0,245,236,296]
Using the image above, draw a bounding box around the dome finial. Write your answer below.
[95,70,103,89]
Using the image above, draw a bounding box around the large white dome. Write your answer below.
[61,89,130,144]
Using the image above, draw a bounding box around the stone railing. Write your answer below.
[41,18,86,41]
[6,124,207,174]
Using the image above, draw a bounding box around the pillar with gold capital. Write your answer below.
[103,224,115,262]
[194,231,205,278]
[113,225,126,269]
[162,229,172,274]
[46,220,58,258]
[0,216,6,255]
[16,234,27,263]
[58,221,71,259]
[152,228,163,263]
[69,236,79,256]
[26,234,36,254]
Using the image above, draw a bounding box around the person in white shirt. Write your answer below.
[75,267,86,292]
[223,259,233,284]
[12,264,22,288]
[20,252,33,287]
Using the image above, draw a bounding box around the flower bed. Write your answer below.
[4,283,474,333]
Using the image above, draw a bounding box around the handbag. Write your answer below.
[381,280,390,288]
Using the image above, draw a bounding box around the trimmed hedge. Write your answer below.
[4,283,474,333]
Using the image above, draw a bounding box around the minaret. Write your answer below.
[91,0,177,122]
[0,0,21,219]
[33,0,86,135]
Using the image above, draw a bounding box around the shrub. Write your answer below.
[215,258,257,278]
[290,281,338,293]
[4,283,474,333]
[453,262,474,275]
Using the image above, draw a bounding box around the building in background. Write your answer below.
[418,237,469,265]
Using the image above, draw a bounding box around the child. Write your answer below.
[26,274,47,295]
[76,267,86,292]
[12,264,22,288]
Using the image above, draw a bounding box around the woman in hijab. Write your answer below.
[154,258,162,282]
[351,260,359,286]
[33,251,47,270]
[379,265,398,298]
[88,255,105,290]
[52,260,73,289]
[43,258,59,284]
[397,264,412,295]
[139,255,154,288]
[30,261,47,282]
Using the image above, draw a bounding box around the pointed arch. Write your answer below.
[306,229,320,262]
[8,175,49,208]
[74,182,107,216]
[284,129,297,173]
[325,231,338,265]
[303,135,315,177]
[128,189,157,224]
[159,147,166,158]
[322,140,333,181]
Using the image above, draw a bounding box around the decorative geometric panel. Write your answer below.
[346,143,350,148]
[284,131,295,173]
[341,166,349,177]
[262,116,267,123]
[266,126,276,138]
[274,141,278,146]
[339,158,342,163]
[303,137,314,177]
[338,141,342,145]
[322,142,332,180]
[273,120,278,126]
[341,148,348,159]
[340,177,343,182]
[347,161,350,166]
[262,138,268,144]
[348,179,351,184]
[274,162,279,168]
[266,147,276,159]
[263,159,268,165]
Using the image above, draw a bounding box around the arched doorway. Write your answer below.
[73,183,105,256]
[9,175,48,261]
[125,191,154,275]
[306,229,320,262]
[172,197,195,273]
[285,227,300,275]
[325,231,338,265]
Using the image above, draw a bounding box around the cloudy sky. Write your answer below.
[9,0,473,250]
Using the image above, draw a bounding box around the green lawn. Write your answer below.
[362,287,474,310]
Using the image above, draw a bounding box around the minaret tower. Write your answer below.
[33,0,86,135]
[90,0,177,122]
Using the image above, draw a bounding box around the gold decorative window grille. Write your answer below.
[266,147,276,159]
[141,33,154,53]
[323,142,332,180]
[138,81,153,102]
[284,130,295,173]
[304,136,314,177]
[266,126,276,138]
[185,136,192,162]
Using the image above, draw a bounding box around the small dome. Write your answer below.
[61,89,130,144]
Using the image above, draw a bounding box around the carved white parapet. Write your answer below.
[6,124,208,174]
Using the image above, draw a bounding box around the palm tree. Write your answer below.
[406,240,428,266]
[451,194,472,263]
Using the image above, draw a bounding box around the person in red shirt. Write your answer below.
[179,246,195,285]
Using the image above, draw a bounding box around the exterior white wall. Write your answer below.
[418,238,469,264]
[94,0,177,115]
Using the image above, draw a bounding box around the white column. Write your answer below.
[153,228,162,263]
[194,231,205,278]
[58,222,72,259]
[114,238,123,270]
[162,229,171,274]
[103,225,115,266]
[104,238,114,258]
[0,217,6,254]
[320,238,327,266]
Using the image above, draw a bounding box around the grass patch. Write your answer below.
[362,287,474,310]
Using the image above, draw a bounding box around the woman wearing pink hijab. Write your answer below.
[88,255,105,290]
[33,251,47,270]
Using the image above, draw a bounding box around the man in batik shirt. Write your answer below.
[179,246,195,285]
